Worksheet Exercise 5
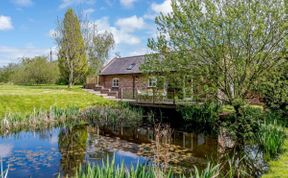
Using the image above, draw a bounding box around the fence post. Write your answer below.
[173,89,176,105]
[153,88,155,104]
[136,88,138,102]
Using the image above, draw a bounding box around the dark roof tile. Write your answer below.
[100,55,146,75]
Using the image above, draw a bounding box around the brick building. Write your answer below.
[89,55,158,99]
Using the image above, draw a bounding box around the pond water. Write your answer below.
[0,125,219,178]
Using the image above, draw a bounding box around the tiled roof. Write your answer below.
[100,55,146,75]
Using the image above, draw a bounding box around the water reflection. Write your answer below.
[0,125,223,177]
[0,144,13,157]
[58,125,88,176]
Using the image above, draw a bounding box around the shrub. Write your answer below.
[178,102,221,130]
[221,106,264,140]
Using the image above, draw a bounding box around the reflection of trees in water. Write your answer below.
[58,125,88,176]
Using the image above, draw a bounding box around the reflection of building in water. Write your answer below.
[197,134,205,145]
[96,125,217,155]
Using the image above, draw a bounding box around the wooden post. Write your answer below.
[153,88,155,104]
[173,89,176,105]
[136,88,138,102]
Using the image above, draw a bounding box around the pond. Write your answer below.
[0,124,220,178]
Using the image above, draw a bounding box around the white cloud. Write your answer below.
[0,45,51,66]
[128,47,150,56]
[94,17,141,45]
[144,0,173,20]
[151,0,172,14]
[116,16,145,32]
[11,0,33,7]
[120,0,136,8]
[0,16,13,31]
[82,8,95,17]
[59,0,95,9]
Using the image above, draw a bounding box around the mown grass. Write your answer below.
[262,129,288,178]
[0,84,113,118]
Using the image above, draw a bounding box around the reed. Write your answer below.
[0,158,8,178]
[74,158,224,178]
[0,105,143,135]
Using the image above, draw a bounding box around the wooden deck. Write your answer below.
[84,89,193,109]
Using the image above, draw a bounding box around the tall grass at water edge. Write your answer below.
[75,158,221,178]
[0,105,143,134]
[257,120,286,160]
[74,157,250,178]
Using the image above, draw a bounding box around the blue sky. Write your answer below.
[0,0,172,66]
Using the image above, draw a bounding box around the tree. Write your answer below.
[143,0,287,110]
[0,57,59,85]
[57,9,88,88]
[0,63,18,83]
[81,21,115,77]
[259,60,288,114]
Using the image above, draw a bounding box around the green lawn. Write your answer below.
[262,129,288,178]
[0,84,113,118]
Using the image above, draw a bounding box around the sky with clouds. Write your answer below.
[0,0,172,67]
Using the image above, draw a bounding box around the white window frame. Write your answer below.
[112,78,119,87]
[148,77,157,87]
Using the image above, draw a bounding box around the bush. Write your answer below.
[178,102,221,130]
[257,121,286,160]
[222,106,264,140]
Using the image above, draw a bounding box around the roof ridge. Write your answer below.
[117,54,146,59]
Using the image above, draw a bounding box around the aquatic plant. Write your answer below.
[81,106,143,127]
[75,157,223,178]
[0,158,8,178]
[0,104,143,135]
[223,156,249,178]
[75,158,156,178]
[0,106,84,135]
[257,120,286,159]
[193,163,220,178]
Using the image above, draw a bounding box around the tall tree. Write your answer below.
[57,9,88,88]
[82,21,115,77]
[143,0,287,110]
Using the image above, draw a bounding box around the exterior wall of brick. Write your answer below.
[99,74,150,98]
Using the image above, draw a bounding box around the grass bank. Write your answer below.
[262,129,288,178]
[0,84,113,118]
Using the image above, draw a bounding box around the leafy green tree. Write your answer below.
[81,20,115,83]
[143,0,287,111]
[259,60,288,114]
[0,56,59,85]
[87,31,114,76]
[57,9,88,87]
[0,63,18,83]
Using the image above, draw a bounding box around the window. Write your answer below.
[127,63,136,70]
[112,78,119,87]
[148,77,157,87]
